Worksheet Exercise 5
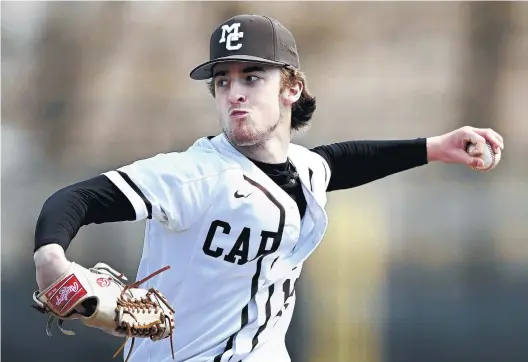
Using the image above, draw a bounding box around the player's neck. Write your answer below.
[236,137,290,164]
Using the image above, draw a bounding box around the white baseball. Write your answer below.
[466,141,501,171]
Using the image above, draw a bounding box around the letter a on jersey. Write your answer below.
[219,23,244,51]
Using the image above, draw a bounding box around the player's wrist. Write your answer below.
[34,244,72,290]
[33,243,67,266]
[35,260,72,291]
[425,136,443,162]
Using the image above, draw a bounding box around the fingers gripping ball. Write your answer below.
[32,262,175,362]
[466,141,502,171]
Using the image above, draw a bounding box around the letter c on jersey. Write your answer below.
[203,220,251,265]
[203,220,230,258]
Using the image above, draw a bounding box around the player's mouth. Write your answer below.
[230,109,249,120]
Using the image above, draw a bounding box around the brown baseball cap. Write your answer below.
[189,14,300,80]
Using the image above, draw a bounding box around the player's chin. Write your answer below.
[227,128,262,147]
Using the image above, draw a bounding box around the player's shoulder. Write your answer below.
[289,142,328,167]
[130,136,240,185]
[289,142,331,187]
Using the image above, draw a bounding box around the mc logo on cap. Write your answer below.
[219,23,244,51]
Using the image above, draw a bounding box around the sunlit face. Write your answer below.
[212,62,284,147]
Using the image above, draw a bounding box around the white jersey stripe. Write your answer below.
[236,271,301,360]
[251,283,275,351]
[103,170,149,220]
[213,175,286,362]
[213,254,265,362]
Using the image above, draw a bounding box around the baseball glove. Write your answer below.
[32,262,175,362]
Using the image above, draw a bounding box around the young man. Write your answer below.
[33,14,504,362]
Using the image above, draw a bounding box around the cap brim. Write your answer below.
[189,55,286,80]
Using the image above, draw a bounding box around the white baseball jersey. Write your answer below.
[103,133,331,362]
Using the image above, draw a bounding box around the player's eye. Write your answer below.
[216,79,228,87]
[246,75,260,82]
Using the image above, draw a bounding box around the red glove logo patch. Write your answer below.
[45,274,87,315]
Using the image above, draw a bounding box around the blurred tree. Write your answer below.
[29,1,82,162]
[28,1,130,166]
[458,2,512,132]
[456,1,512,289]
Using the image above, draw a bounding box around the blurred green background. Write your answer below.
[2,2,528,362]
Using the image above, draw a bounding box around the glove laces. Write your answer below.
[112,265,175,362]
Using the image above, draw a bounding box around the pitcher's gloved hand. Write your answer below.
[32,262,175,362]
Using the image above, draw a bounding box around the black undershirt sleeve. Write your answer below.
[311,138,428,192]
[34,175,136,252]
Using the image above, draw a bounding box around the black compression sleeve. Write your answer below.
[34,175,136,252]
[311,138,428,191]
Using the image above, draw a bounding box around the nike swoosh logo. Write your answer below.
[234,191,251,199]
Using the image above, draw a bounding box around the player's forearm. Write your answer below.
[34,175,136,253]
[311,138,428,191]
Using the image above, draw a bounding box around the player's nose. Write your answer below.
[227,81,247,104]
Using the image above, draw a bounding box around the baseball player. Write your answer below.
[32,14,504,362]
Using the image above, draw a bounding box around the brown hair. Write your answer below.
[280,66,316,131]
[205,66,316,132]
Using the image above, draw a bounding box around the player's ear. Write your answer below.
[281,80,302,107]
